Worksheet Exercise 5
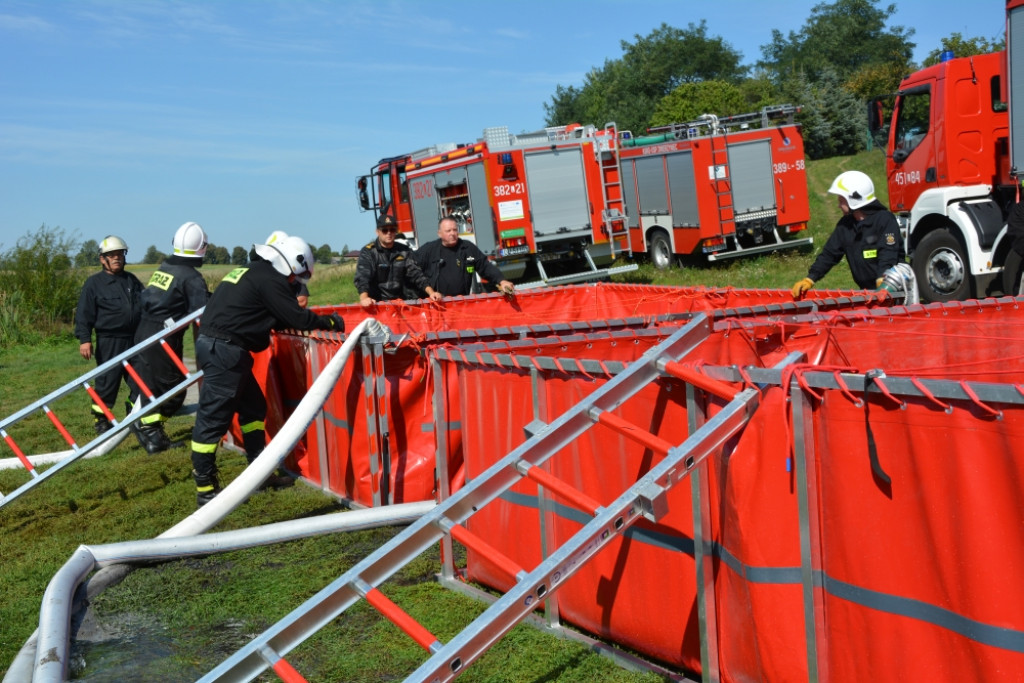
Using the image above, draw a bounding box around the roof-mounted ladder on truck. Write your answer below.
[646,104,802,140]
[0,309,204,510]
[198,315,763,683]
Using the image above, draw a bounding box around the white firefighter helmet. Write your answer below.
[253,234,314,283]
[99,235,128,255]
[828,170,876,211]
[265,230,289,245]
[172,221,208,258]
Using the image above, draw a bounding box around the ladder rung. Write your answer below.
[43,406,77,448]
[661,361,739,401]
[593,411,674,455]
[124,361,154,401]
[83,384,115,422]
[160,338,191,377]
[258,645,308,683]
[357,579,443,653]
[448,523,526,583]
[517,461,601,515]
[1,430,37,475]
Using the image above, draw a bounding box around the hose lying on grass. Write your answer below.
[7,318,436,683]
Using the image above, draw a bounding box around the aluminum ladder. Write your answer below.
[0,308,204,509]
[646,104,802,138]
[598,122,631,259]
[707,129,736,242]
[199,315,761,682]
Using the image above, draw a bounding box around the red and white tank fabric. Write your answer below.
[241,285,1024,681]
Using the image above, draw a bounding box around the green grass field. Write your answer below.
[0,149,886,681]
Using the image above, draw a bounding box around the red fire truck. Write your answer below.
[357,122,637,288]
[356,106,812,286]
[869,0,1024,302]
[618,105,812,268]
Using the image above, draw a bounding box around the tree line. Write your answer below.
[543,0,1003,160]
[71,240,342,267]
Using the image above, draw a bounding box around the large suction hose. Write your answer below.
[7,319,433,683]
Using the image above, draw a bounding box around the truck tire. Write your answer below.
[913,228,971,302]
[1003,249,1024,296]
[648,230,673,270]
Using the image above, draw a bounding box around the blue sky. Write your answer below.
[0,0,1004,260]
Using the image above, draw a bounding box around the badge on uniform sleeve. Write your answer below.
[223,267,249,284]
[886,234,896,245]
[148,270,174,291]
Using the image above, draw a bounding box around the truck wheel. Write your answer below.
[1003,250,1024,296]
[649,230,673,270]
[913,229,971,302]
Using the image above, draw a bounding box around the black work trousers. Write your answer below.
[91,334,139,417]
[133,319,188,419]
[190,335,266,479]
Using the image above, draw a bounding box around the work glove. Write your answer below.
[323,313,345,332]
[875,277,885,288]
[791,277,814,299]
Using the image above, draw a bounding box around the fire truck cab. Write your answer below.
[870,0,1024,301]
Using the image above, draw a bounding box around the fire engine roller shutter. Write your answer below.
[1010,3,1024,170]
[666,151,700,227]
[523,149,591,241]
[634,156,669,217]
[466,161,496,253]
[728,139,776,216]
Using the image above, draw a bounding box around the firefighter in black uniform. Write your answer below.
[412,217,515,296]
[355,213,441,307]
[74,235,143,434]
[129,222,211,454]
[792,170,906,298]
[190,234,344,507]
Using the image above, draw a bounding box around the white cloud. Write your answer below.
[0,12,56,34]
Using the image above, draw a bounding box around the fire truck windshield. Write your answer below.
[893,88,930,162]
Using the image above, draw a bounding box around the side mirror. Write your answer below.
[867,97,893,153]
[357,177,371,211]
[867,98,885,132]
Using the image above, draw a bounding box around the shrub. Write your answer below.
[0,226,84,347]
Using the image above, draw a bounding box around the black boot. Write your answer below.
[244,450,294,489]
[93,416,113,435]
[193,469,221,507]
[259,470,295,490]
[131,422,173,454]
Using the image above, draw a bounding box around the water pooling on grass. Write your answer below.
[70,608,185,682]
[69,608,259,682]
